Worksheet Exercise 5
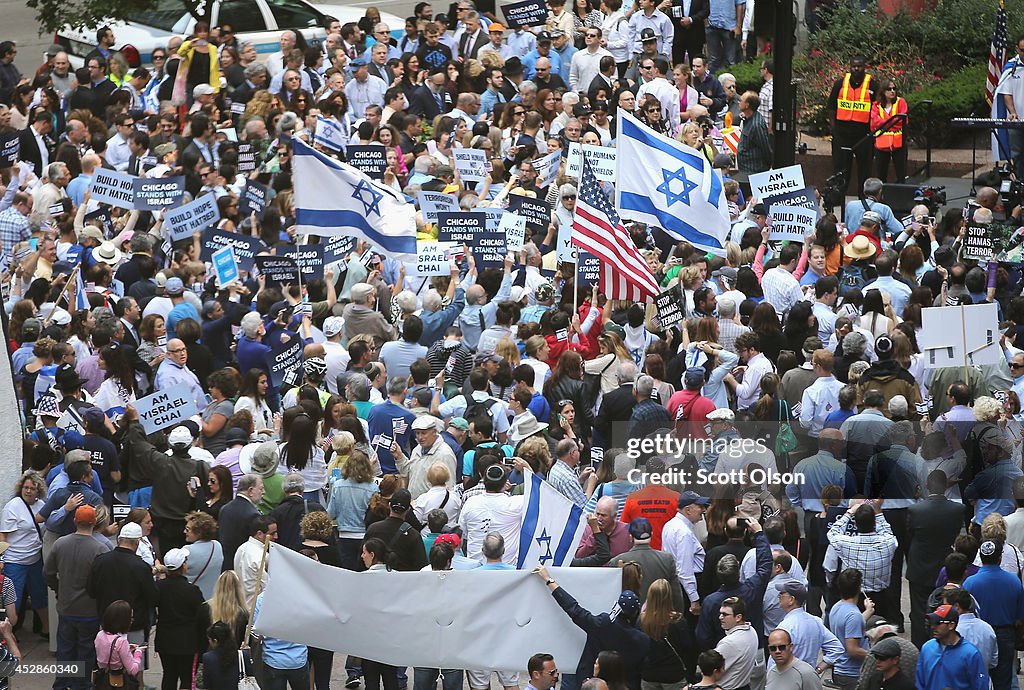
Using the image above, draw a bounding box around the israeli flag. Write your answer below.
[517,472,586,569]
[75,270,89,311]
[314,116,349,152]
[292,138,417,262]
[615,110,730,256]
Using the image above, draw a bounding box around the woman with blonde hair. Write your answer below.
[0,469,47,631]
[521,335,551,393]
[516,436,552,477]
[639,578,694,687]
[207,570,248,642]
[326,430,356,476]
[494,338,521,369]
[327,450,378,570]
[978,513,1024,582]
[584,331,632,396]
[974,395,1023,468]
[412,463,461,528]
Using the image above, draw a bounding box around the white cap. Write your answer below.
[323,315,344,338]
[168,426,194,447]
[119,522,143,540]
[163,548,188,570]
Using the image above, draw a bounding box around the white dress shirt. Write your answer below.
[661,512,703,602]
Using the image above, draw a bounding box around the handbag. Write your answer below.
[775,400,799,456]
[238,650,258,690]
[93,639,125,689]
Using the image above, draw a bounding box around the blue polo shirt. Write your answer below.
[964,564,1024,628]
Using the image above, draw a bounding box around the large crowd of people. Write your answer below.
[0,5,1013,690]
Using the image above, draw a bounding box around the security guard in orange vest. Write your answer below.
[828,56,876,195]
[870,80,909,182]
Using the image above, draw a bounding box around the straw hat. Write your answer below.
[843,235,877,261]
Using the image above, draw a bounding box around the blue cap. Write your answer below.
[61,429,86,450]
[350,57,367,67]
[678,491,710,508]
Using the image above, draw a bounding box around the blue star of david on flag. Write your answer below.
[352,179,384,216]
[535,528,553,565]
[656,165,699,207]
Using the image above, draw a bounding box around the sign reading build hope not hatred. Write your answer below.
[135,383,199,434]
[166,195,221,242]
[769,206,816,242]
[89,169,137,209]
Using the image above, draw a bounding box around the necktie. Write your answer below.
[434,92,443,111]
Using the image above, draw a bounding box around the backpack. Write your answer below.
[464,394,498,424]
[839,261,869,297]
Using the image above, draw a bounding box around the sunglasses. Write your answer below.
[768,645,788,652]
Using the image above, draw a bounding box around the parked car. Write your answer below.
[55,0,397,69]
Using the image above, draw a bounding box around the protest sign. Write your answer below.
[89,169,137,210]
[501,0,548,27]
[566,144,617,182]
[507,195,550,233]
[413,241,456,276]
[963,224,992,260]
[417,191,460,223]
[0,132,18,168]
[472,232,506,269]
[556,222,578,262]
[132,176,185,211]
[266,333,304,387]
[768,205,816,242]
[748,165,805,201]
[323,235,356,265]
[135,383,199,434]
[472,207,505,232]
[654,284,685,331]
[239,179,270,218]
[84,207,112,234]
[255,255,301,284]
[199,228,266,272]
[166,194,221,242]
[453,149,488,183]
[765,186,818,216]
[282,244,325,281]
[533,150,562,189]
[499,213,527,252]
[346,145,387,179]
[920,303,1000,368]
[437,212,485,243]
[236,142,257,173]
[211,245,239,287]
[576,253,602,286]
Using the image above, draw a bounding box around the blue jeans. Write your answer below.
[265,663,309,690]
[54,616,99,690]
[705,26,739,74]
[5,558,46,613]
[414,668,463,690]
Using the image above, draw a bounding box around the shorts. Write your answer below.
[4,558,46,612]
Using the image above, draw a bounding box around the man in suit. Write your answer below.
[613,518,685,609]
[906,469,967,649]
[367,42,394,84]
[671,0,709,66]
[408,67,453,119]
[18,111,53,177]
[217,474,264,571]
[594,362,638,448]
[232,63,268,106]
[125,131,151,176]
[114,297,142,348]
[458,10,488,61]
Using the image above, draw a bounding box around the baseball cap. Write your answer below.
[678,491,710,508]
[323,315,344,338]
[870,638,902,660]
[119,522,143,540]
[628,518,652,541]
[489,23,506,32]
[640,27,657,41]
[350,283,375,302]
[447,417,470,431]
[226,427,250,446]
[927,604,959,624]
[536,30,552,43]
[535,282,555,302]
[548,29,565,38]
[193,84,215,98]
[21,318,41,338]
[751,203,768,217]
[165,277,185,296]
[168,425,194,447]
[861,210,882,226]
[774,579,808,604]
[612,591,641,622]
[603,322,626,339]
[163,548,188,570]
[350,57,367,67]
[435,532,461,549]
[75,505,96,524]
[154,142,177,158]
[707,408,735,421]
[572,103,591,117]
[683,367,705,389]
[390,488,412,512]
[713,153,732,169]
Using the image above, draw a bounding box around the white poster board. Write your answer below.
[566,143,617,182]
[453,149,488,183]
[749,164,806,201]
[768,205,816,242]
[919,303,1001,368]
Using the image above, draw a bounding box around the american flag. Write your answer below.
[571,157,660,301]
[987,0,1008,106]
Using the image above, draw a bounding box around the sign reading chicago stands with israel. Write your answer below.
[437,212,484,243]
[266,334,303,387]
[501,0,547,27]
[132,177,185,211]
[200,228,266,271]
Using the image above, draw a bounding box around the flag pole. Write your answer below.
[45,265,79,323]
[573,257,579,315]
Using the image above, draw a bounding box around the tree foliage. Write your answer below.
[28,0,211,35]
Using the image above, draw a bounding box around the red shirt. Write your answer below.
[620,485,682,551]
[666,389,716,437]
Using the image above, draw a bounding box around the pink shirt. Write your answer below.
[94,631,142,676]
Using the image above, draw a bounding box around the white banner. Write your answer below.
[566,143,616,182]
[253,545,621,671]
[453,148,488,183]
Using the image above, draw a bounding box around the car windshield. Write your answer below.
[124,0,188,31]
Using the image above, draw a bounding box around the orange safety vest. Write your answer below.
[836,73,872,123]
[873,98,908,151]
